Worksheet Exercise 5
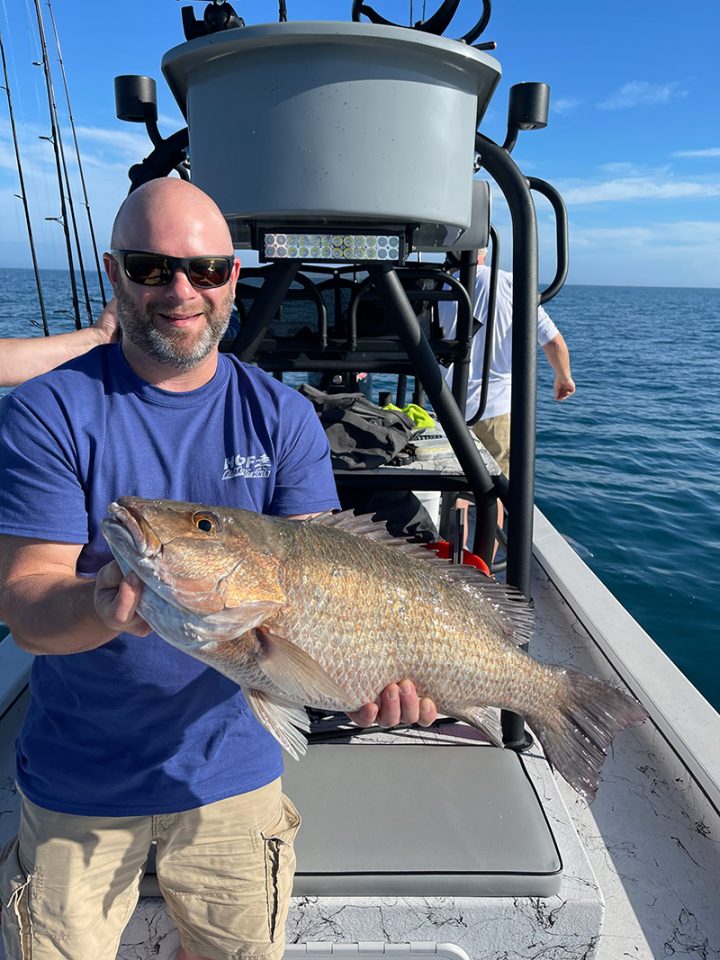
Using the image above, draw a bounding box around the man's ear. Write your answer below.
[103,252,121,292]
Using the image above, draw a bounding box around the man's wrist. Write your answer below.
[88,325,112,346]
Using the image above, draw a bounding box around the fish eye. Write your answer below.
[192,511,220,534]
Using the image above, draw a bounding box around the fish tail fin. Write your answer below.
[529,669,647,800]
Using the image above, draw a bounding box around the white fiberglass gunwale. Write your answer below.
[532,506,720,814]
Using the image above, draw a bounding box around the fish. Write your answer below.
[101,496,647,799]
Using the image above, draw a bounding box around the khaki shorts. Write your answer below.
[471,412,511,477]
[0,779,300,960]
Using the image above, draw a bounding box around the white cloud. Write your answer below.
[561,219,720,286]
[157,113,186,131]
[558,176,720,205]
[551,97,580,115]
[597,161,658,176]
[598,81,687,110]
[74,125,155,159]
[673,147,720,158]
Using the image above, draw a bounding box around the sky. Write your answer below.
[0,0,719,287]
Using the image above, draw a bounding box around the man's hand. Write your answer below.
[347,680,438,728]
[553,374,576,401]
[94,560,151,637]
[91,297,120,345]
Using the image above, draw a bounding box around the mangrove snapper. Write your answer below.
[102,497,647,799]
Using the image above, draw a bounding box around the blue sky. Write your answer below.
[1,0,719,287]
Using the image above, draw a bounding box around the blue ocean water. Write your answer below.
[1,269,719,710]
[534,283,720,709]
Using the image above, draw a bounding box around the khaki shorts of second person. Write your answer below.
[0,778,300,960]
[471,412,511,477]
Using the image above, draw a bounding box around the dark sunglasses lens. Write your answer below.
[124,253,171,286]
[187,257,231,288]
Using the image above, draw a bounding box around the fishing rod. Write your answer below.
[34,0,95,324]
[45,0,107,307]
[31,0,84,329]
[0,29,49,335]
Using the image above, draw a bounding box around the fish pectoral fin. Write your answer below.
[256,627,355,708]
[203,600,282,634]
[450,705,504,747]
[243,687,310,760]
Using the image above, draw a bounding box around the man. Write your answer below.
[439,249,576,477]
[0,298,120,387]
[0,178,436,960]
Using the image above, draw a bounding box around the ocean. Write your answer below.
[1,269,719,709]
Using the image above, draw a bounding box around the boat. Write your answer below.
[2,2,720,958]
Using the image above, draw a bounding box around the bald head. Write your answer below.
[111,179,233,255]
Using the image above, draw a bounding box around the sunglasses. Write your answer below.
[111,249,234,289]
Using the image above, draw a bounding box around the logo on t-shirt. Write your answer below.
[222,453,272,481]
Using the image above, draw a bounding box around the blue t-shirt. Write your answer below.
[0,344,340,815]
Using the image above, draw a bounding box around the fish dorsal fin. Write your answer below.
[243,687,310,760]
[310,511,518,584]
[309,511,533,645]
[460,579,534,647]
[256,626,357,709]
[308,510,459,561]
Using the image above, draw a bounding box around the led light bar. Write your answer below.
[260,231,404,263]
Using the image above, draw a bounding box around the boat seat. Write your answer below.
[283,742,562,898]
[138,740,562,901]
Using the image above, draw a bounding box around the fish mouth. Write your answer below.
[103,501,162,561]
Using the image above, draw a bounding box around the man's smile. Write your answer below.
[156,311,205,327]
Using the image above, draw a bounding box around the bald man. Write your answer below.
[0,179,436,960]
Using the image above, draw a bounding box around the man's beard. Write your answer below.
[116,287,233,370]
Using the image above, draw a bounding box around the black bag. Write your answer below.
[299,384,415,470]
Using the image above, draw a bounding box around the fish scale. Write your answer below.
[102,496,648,800]
[281,521,537,707]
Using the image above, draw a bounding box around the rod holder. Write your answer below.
[114,75,158,124]
[503,82,550,152]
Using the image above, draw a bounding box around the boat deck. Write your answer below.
[1,510,719,960]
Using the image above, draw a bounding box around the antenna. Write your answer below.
[45,0,107,307]
[0,29,49,335]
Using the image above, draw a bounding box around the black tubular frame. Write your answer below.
[528,176,570,305]
[466,222,499,426]
[227,258,498,563]
[230,260,301,360]
[474,132,539,749]
[475,133,537,601]
[367,262,499,563]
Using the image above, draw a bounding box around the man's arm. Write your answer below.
[542,332,576,401]
[0,536,149,655]
[0,299,119,388]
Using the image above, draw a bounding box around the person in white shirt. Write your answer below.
[438,249,575,477]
